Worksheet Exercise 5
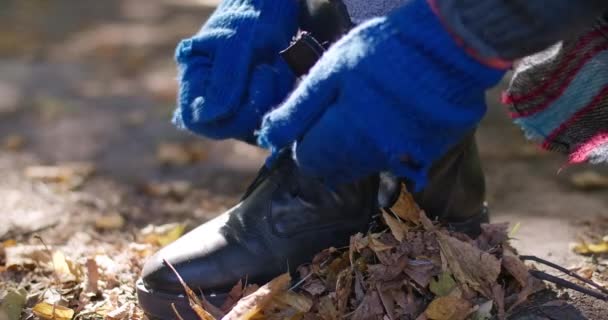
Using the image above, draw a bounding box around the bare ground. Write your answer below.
[1,0,607,319]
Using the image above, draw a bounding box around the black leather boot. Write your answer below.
[137,134,488,319]
[137,154,380,319]
[413,131,489,236]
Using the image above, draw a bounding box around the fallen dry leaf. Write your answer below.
[317,296,339,320]
[352,291,384,320]
[94,212,125,231]
[139,223,186,247]
[221,280,244,313]
[437,233,501,298]
[5,245,50,268]
[570,171,608,190]
[424,296,472,320]
[222,273,291,320]
[471,300,493,320]
[52,251,79,283]
[389,185,421,224]
[572,240,608,255]
[105,303,134,320]
[335,268,353,316]
[164,259,217,320]
[25,162,94,189]
[144,181,192,199]
[157,142,208,166]
[32,303,74,320]
[382,209,408,242]
[501,249,529,287]
[85,258,100,294]
[3,134,25,151]
[274,292,313,313]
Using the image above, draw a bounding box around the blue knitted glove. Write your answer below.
[258,0,505,189]
[173,0,299,142]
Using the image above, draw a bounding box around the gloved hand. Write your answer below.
[258,0,505,189]
[173,0,299,142]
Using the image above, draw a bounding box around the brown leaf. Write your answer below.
[436,233,501,298]
[163,259,217,320]
[221,280,244,313]
[336,268,353,316]
[157,142,208,166]
[390,185,421,224]
[403,259,436,288]
[369,233,397,252]
[352,291,384,320]
[85,258,100,294]
[25,162,94,189]
[507,275,545,313]
[302,279,326,296]
[376,283,396,320]
[317,296,339,320]
[424,296,472,320]
[492,285,505,320]
[382,210,409,242]
[222,273,291,320]
[501,249,529,287]
[274,292,313,313]
[476,223,509,251]
[3,134,25,151]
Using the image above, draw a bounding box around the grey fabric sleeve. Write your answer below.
[436,0,608,60]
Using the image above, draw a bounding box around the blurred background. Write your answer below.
[1,0,607,290]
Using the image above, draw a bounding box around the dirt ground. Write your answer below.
[1,0,607,319]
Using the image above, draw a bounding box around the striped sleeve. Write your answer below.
[503,17,608,165]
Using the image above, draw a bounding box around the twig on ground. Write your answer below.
[528,270,608,301]
[521,255,608,295]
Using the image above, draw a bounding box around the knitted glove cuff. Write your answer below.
[432,0,608,60]
[366,0,504,107]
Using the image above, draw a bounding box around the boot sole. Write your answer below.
[136,279,227,320]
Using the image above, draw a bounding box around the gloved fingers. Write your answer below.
[257,70,341,152]
[293,103,387,183]
[247,59,295,111]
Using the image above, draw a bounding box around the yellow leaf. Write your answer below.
[382,209,408,242]
[390,184,421,224]
[32,303,74,320]
[52,251,78,282]
[508,222,521,238]
[223,273,291,320]
[140,223,186,247]
[94,213,125,231]
[2,240,17,248]
[573,241,608,255]
[425,296,472,320]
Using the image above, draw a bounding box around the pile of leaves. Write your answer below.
[175,187,546,320]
